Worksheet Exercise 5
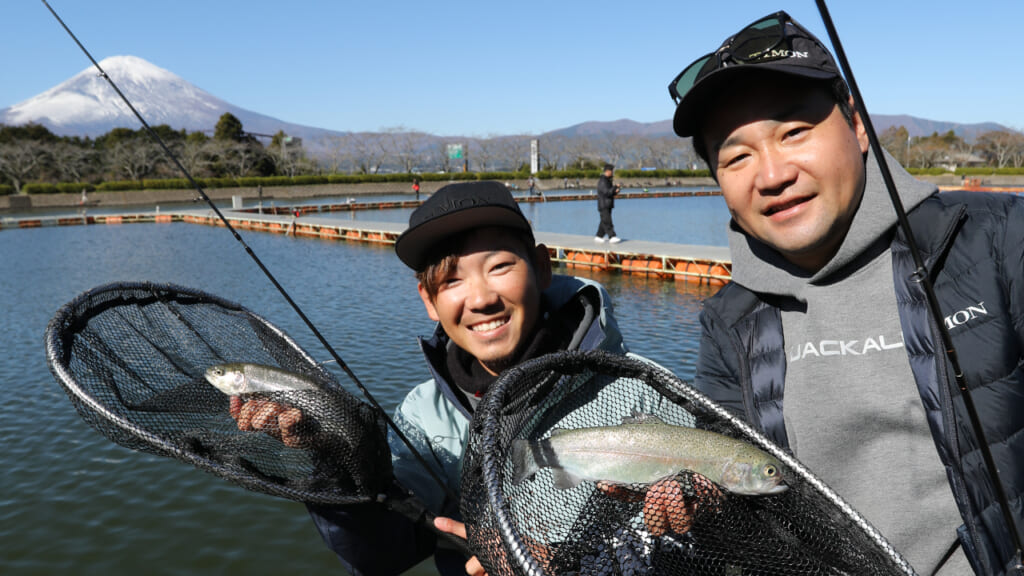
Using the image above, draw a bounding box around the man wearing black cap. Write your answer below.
[594,163,622,243]
[667,10,1024,575]
[302,181,657,576]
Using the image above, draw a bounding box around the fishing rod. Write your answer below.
[39,0,462,516]
[813,0,1024,566]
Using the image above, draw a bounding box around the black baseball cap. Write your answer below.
[671,11,842,138]
[603,163,614,171]
[394,181,534,271]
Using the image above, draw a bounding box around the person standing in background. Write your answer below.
[594,163,621,243]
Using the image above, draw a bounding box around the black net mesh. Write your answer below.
[461,350,917,576]
[44,281,392,504]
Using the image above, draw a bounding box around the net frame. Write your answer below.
[44,280,390,505]
[462,349,918,576]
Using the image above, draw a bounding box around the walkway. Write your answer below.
[1,194,732,286]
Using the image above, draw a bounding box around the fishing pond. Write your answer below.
[1,194,727,575]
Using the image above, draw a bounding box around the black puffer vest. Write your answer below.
[695,191,1024,575]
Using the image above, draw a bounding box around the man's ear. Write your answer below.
[533,244,553,290]
[417,282,440,322]
[849,95,869,154]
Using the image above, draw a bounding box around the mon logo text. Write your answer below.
[944,302,987,331]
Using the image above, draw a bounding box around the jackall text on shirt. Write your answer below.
[789,335,904,362]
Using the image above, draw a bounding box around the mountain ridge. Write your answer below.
[0,55,1014,145]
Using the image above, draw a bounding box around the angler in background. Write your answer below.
[667,10,1024,575]
[235,181,662,575]
[594,163,622,243]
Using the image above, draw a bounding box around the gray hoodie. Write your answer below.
[727,151,969,574]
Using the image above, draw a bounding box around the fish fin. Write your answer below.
[621,412,667,425]
[511,439,539,485]
[552,468,585,490]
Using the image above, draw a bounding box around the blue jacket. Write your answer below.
[694,191,1024,575]
[308,276,631,575]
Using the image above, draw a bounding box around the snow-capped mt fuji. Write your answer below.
[0,55,345,143]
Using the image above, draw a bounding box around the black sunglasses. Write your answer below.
[667,11,814,105]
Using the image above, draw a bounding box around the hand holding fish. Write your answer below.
[229,396,310,448]
[206,363,324,448]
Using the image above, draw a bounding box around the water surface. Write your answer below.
[1,196,726,575]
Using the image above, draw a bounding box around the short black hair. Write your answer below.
[692,76,854,173]
[415,227,538,300]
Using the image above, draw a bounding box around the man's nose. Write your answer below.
[754,147,797,192]
[466,277,500,309]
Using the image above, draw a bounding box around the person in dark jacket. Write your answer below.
[667,10,1024,575]
[594,163,621,243]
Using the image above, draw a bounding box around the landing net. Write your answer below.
[460,350,917,576]
[44,281,392,505]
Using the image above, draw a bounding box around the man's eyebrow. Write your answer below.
[714,102,809,152]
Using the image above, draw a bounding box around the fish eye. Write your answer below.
[212,367,223,376]
[764,464,778,477]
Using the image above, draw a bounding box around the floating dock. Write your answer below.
[1,191,732,286]
[181,209,732,286]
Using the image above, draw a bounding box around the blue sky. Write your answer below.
[2,1,1020,136]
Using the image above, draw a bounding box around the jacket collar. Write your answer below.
[417,275,621,417]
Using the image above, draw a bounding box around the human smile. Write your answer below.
[764,195,812,217]
[470,317,509,332]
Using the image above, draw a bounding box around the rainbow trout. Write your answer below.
[204,363,322,396]
[511,414,787,496]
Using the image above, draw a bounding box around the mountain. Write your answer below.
[1,56,1016,146]
[549,115,1016,143]
[0,55,347,146]
[869,114,1010,143]
[547,118,674,138]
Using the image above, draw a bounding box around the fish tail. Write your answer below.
[511,438,541,485]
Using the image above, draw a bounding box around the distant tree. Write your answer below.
[976,130,1024,168]
[0,140,49,193]
[219,141,263,178]
[381,126,421,173]
[266,131,310,177]
[472,136,498,172]
[492,137,526,172]
[351,133,387,174]
[148,123,184,146]
[433,140,455,173]
[50,141,97,183]
[214,113,245,142]
[186,131,210,145]
[907,130,965,169]
[879,125,911,167]
[110,140,162,181]
[0,122,59,144]
[541,134,571,171]
[178,138,217,178]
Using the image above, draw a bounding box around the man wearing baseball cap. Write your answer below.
[307,181,656,575]
[672,10,1024,575]
[594,163,622,243]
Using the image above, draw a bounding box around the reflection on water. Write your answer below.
[1,196,726,575]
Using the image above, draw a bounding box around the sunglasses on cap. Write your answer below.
[667,11,825,105]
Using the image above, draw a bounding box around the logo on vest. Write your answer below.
[944,302,987,331]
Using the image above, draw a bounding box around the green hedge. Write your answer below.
[23,183,60,194]
[24,169,721,195]
[21,182,96,195]
[0,184,14,196]
[906,167,950,176]
[955,166,1024,175]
